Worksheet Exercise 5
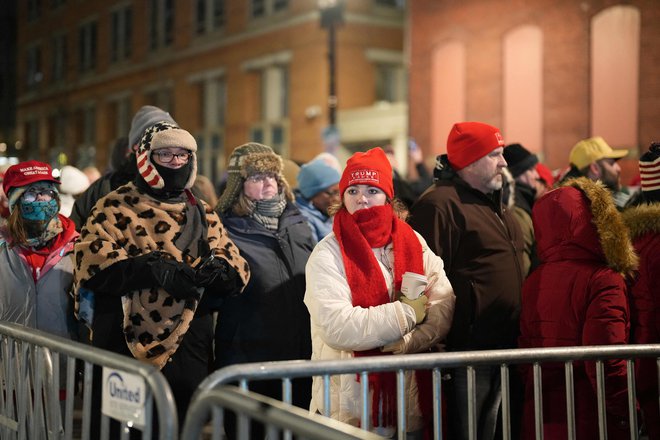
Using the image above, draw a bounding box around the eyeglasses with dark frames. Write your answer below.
[152,151,193,163]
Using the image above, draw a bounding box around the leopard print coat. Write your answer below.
[73,182,249,369]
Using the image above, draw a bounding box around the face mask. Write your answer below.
[20,199,59,222]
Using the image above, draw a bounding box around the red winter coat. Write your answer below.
[519,178,638,440]
[623,202,660,439]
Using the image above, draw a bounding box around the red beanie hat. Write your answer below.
[447,122,505,170]
[339,147,393,199]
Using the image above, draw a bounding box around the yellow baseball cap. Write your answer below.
[569,136,629,169]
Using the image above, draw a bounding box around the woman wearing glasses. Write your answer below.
[0,160,78,339]
[73,121,249,432]
[214,142,316,437]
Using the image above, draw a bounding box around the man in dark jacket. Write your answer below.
[408,121,525,440]
[503,143,541,275]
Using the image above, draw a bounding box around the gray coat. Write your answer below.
[0,218,78,340]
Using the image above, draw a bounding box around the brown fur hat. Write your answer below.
[216,142,292,214]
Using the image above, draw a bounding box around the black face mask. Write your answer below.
[153,160,193,193]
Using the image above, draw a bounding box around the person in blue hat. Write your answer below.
[295,158,341,242]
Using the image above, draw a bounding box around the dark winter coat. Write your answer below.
[408,156,525,351]
[215,202,315,367]
[622,202,660,439]
[519,178,639,440]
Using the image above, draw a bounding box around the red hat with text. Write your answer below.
[2,160,60,195]
[339,147,393,199]
[447,122,505,170]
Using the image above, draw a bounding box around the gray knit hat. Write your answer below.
[128,105,178,148]
[216,142,291,214]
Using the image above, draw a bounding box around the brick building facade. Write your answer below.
[408,0,660,183]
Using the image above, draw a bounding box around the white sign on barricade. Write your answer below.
[102,367,147,428]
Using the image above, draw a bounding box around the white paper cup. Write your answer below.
[401,272,428,300]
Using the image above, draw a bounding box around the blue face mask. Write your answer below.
[20,199,59,222]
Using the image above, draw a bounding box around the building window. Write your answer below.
[78,21,97,73]
[250,0,288,19]
[76,106,96,168]
[114,97,133,139]
[196,0,224,34]
[51,0,66,8]
[250,65,289,154]
[25,119,40,157]
[144,88,174,113]
[26,45,43,89]
[149,0,174,50]
[51,33,67,82]
[197,77,226,184]
[27,0,42,21]
[503,25,543,154]
[111,6,132,63]
[375,63,406,103]
[591,5,640,148]
[375,0,405,8]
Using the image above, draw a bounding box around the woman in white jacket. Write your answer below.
[304,147,455,437]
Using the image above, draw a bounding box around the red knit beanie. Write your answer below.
[447,122,505,170]
[339,147,394,199]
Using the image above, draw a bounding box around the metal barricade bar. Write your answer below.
[0,322,177,440]
[180,386,383,440]
[195,344,660,440]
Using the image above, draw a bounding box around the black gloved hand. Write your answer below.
[195,254,243,295]
[147,255,200,300]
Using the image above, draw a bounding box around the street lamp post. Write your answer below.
[319,0,344,128]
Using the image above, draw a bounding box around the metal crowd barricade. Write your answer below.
[180,385,383,440]
[0,322,178,440]
[193,344,660,440]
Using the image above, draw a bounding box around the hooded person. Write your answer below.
[622,142,660,439]
[0,160,79,339]
[213,142,316,438]
[304,147,455,437]
[73,121,250,430]
[519,177,639,440]
[294,158,341,242]
[70,105,178,230]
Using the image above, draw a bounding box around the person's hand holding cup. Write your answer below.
[400,272,428,324]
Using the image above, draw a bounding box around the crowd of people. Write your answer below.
[0,105,657,439]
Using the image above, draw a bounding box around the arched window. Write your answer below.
[503,25,543,154]
[591,6,640,148]
[431,41,466,155]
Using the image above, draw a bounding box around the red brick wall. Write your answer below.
[409,0,660,184]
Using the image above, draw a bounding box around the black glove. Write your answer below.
[194,254,242,294]
[147,255,200,300]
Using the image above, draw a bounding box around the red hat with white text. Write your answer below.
[339,147,393,199]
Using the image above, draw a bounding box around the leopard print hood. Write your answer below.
[74,183,249,369]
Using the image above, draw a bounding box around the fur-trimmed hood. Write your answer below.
[622,202,660,240]
[533,177,638,276]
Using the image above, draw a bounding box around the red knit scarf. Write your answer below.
[333,204,428,429]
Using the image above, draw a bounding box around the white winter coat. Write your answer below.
[304,230,455,432]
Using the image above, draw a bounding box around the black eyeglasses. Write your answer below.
[23,189,57,203]
[152,151,193,163]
